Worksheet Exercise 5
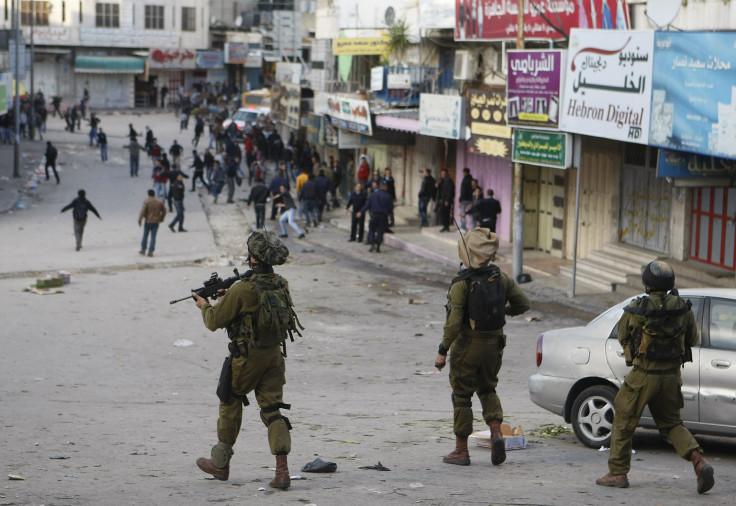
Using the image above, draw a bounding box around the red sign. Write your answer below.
[149,48,196,69]
[454,0,629,41]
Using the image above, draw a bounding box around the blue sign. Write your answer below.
[657,149,736,179]
[650,32,736,160]
[196,51,224,69]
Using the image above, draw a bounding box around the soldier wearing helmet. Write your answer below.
[597,261,714,494]
[192,230,298,490]
[434,228,530,467]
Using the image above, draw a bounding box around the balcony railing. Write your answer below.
[373,66,455,105]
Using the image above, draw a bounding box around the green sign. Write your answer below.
[512,129,572,169]
[0,83,7,116]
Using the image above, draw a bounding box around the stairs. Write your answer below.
[560,243,658,292]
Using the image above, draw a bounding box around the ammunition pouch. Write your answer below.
[228,340,248,358]
[216,356,233,403]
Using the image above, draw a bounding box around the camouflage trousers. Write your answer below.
[608,367,700,475]
[448,335,505,438]
[211,344,291,468]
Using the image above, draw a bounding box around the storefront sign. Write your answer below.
[196,51,223,69]
[224,43,249,64]
[326,95,372,136]
[332,38,390,56]
[149,48,196,69]
[649,32,736,160]
[507,50,566,129]
[370,67,384,91]
[466,88,511,157]
[455,0,629,41]
[338,130,383,148]
[271,82,301,129]
[306,114,323,145]
[387,71,411,90]
[419,94,465,139]
[657,150,736,179]
[560,29,654,145]
[512,130,572,169]
[244,51,263,68]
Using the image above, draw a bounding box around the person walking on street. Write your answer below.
[269,166,289,220]
[225,157,238,204]
[166,165,190,212]
[138,189,166,257]
[435,229,530,467]
[463,189,502,233]
[192,231,300,489]
[98,128,108,162]
[275,186,305,239]
[61,189,102,251]
[149,138,162,169]
[124,138,147,177]
[190,150,210,192]
[298,173,319,229]
[168,174,187,232]
[211,160,226,203]
[88,113,100,146]
[203,148,215,185]
[458,168,474,231]
[357,181,393,253]
[418,168,436,227]
[345,182,367,243]
[152,160,169,201]
[437,169,455,232]
[382,168,396,230]
[193,115,205,147]
[44,141,60,184]
[596,261,715,494]
[247,177,270,229]
[170,140,183,169]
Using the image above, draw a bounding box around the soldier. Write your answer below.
[357,180,393,253]
[596,261,715,494]
[193,231,300,490]
[434,228,530,466]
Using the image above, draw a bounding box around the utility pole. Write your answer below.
[511,0,525,281]
[12,0,21,179]
[30,0,34,120]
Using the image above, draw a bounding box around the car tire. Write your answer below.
[571,385,617,449]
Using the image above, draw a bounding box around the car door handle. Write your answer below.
[711,360,731,369]
[683,393,696,401]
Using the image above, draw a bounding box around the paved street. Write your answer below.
[1,112,734,505]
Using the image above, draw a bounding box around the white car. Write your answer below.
[222,107,270,133]
[529,288,736,448]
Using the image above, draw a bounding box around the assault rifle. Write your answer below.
[169,268,251,304]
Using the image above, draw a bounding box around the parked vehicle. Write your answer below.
[529,288,736,448]
[222,107,271,133]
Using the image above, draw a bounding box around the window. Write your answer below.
[96,3,119,28]
[21,1,51,26]
[62,1,66,22]
[145,5,164,30]
[709,299,736,350]
[181,6,195,31]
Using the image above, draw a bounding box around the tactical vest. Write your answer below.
[623,293,691,362]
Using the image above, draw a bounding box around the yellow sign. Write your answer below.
[332,38,390,56]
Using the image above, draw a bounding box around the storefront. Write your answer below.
[74,55,145,109]
[147,47,197,107]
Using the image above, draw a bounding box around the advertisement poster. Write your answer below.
[332,38,390,56]
[419,94,465,139]
[649,32,736,160]
[455,0,629,41]
[657,149,736,179]
[512,130,572,169]
[196,51,223,69]
[270,82,301,128]
[224,43,248,64]
[560,29,654,144]
[327,95,372,136]
[466,88,511,158]
[507,50,566,129]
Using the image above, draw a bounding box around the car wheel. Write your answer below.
[571,385,617,449]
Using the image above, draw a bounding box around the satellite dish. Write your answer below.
[645,0,681,28]
[384,7,396,27]
[235,15,243,27]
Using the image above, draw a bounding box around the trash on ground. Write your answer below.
[408,299,427,304]
[599,446,635,454]
[470,424,526,450]
[525,316,541,322]
[358,462,391,471]
[173,339,194,347]
[414,370,439,376]
[534,424,573,438]
[24,287,65,295]
[290,475,306,480]
[301,458,337,473]
[59,271,71,284]
[8,474,25,480]
[409,482,424,488]
[50,456,69,459]
[36,277,64,289]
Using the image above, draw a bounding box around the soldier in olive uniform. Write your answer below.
[193,231,296,490]
[596,261,715,494]
[434,229,530,466]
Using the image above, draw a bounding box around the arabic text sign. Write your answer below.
[513,130,572,169]
[507,50,565,129]
[327,95,372,136]
[649,32,736,160]
[560,29,654,145]
[467,88,511,158]
[149,48,196,69]
[332,38,390,56]
[224,43,249,64]
[196,51,224,69]
[454,0,629,42]
[419,94,465,139]
[657,149,736,179]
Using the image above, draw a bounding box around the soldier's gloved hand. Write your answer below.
[435,353,446,371]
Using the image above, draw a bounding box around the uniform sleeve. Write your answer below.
[441,280,467,350]
[200,283,251,332]
[617,304,635,348]
[503,274,531,316]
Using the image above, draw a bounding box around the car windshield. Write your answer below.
[232,111,258,123]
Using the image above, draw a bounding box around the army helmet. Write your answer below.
[458,228,499,269]
[247,230,289,266]
[642,260,675,291]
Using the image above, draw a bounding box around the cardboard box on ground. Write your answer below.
[470,424,526,450]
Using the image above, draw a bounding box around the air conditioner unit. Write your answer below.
[453,50,476,81]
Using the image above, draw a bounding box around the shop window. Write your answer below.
[144,5,164,30]
[21,1,51,26]
[181,6,195,31]
[95,3,119,28]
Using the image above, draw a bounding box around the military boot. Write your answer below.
[270,454,290,489]
[595,472,629,488]
[488,420,506,466]
[443,437,470,465]
[690,450,714,494]
[196,458,229,481]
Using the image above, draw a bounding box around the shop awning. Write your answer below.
[74,55,145,74]
[375,110,419,134]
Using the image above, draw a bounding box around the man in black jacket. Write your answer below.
[45,141,59,184]
[357,181,393,253]
[299,173,319,228]
[269,167,289,220]
[345,182,367,242]
[247,177,270,229]
[61,189,101,251]
[168,174,187,232]
[382,168,396,230]
[418,168,436,227]
[463,189,502,232]
[458,168,473,231]
[190,150,210,192]
[437,169,455,232]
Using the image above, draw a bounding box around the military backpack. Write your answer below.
[623,293,692,362]
[451,265,506,331]
[250,274,303,355]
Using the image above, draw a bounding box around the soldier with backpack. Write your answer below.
[596,261,714,494]
[192,230,303,490]
[434,228,530,467]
